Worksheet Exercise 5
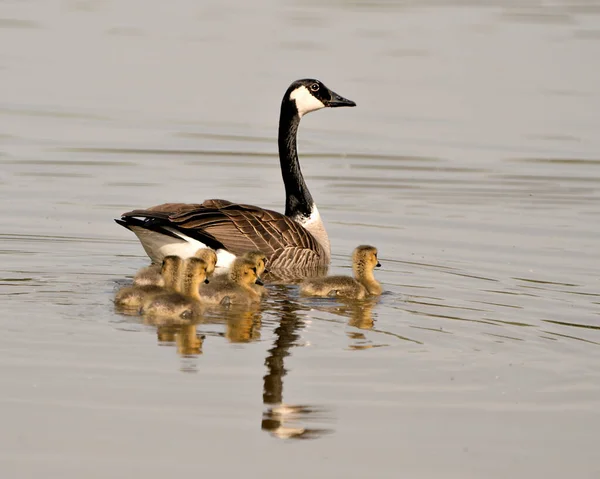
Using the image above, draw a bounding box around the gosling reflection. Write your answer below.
[225,308,262,343]
[304,297,381,349]
[150,318,204,356]
[316,296,420,347]
[261,294,333,440]
[176,324,204,356]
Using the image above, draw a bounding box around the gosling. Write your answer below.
[300,245,382,300]
[142,257,209,320]
[193,248,217,277]
[133,248,217,286]
[115,255,183,309]
[210,250,268,297]
[198,258,263,306]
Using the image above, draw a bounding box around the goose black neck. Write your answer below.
[278,99,314,219]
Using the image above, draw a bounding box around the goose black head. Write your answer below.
[286,79,356,118]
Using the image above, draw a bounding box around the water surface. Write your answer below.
[1,1,599,478]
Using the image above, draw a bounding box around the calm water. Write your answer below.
[1,1,600,477]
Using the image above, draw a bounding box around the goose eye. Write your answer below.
[310,83,319,92]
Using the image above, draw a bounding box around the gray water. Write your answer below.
[1,1,600,477]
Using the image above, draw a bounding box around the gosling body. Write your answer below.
[115,255,183,309]
[300,245,382,300]
[133,264,163,287]
[114,284,163,309]
[198,258,263,306]
[210,250,268,298]
[142,257,208,320]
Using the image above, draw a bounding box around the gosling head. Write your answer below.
[229,258,264,287]
[185,257,209,285]
[194,248,217,276]
[352,245,381,275]
[161,255,184,287]
[243,250,269,276]
[285,79,356,118]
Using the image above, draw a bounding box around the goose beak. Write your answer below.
[327,89,356,108]
[255,277,264,286]
[204,278,210,284]
[376,262,381,268]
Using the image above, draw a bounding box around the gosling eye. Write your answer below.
[310,83,319,92]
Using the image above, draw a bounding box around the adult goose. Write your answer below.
[115,79,356,272]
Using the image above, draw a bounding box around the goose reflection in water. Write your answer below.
[124,282,373,438]
[261,294,334,440]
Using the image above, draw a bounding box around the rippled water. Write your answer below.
[1,1,600,477]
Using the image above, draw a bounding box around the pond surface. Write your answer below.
[1,1,599,477]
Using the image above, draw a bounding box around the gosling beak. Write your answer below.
[255,277,264,286]
[204,278,210,284]
[263,268,270,274]
[327,88,356,108]
[376,262,381,268]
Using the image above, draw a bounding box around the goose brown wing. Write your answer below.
[121,201,326,266]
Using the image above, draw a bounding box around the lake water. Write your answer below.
[1,1,600,477]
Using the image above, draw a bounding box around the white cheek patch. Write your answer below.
[290,86,325,117]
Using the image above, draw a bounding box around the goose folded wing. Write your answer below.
[122,201,321,259]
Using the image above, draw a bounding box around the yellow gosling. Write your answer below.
[198,258,263,306]
[142,258,208,320]
[300,245,382,300]
[115,256,183,310]
[210,250,268,297]
[132,263,162,287]
[194,248,217,276]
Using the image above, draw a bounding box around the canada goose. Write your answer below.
[114,255,183,309]
[115,79,356,273]
[300,245,382,300]
[198,257,263,306]
[142,257,208,320]
[133,247,217,287]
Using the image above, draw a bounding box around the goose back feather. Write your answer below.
[120,200,329,271]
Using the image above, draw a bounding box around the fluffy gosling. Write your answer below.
[198,258,263,306]
[300,245,382,300]
[115,255,183,309]
[142,257,209,320]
